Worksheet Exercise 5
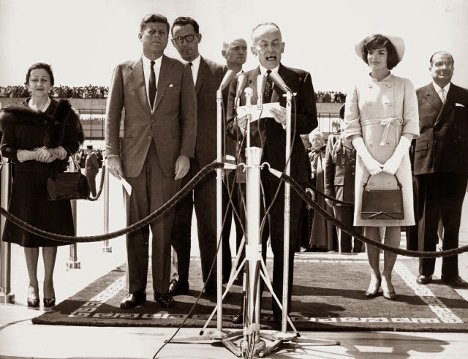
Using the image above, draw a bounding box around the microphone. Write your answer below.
[219,69,236,91]
[244,87,253,107]
[234,73,247,108]
[256,74,266,108]
[269,71,292,94]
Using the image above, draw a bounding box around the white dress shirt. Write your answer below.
[432,82,451,103]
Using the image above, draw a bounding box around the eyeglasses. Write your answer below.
[433,60,453,68]
[172,34,196,45]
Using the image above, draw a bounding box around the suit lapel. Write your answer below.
[129,59,152,116]
[271,64,288,103]
[153,56,173,112]
[195,57,206,94]
[423,84,443,113]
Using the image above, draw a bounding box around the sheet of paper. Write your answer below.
[236,102,282,123]
[120,177,132,196]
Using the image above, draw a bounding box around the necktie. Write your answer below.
[149,60,156,109]
[263,69,273,103]
[188,62,195,84]
[440,87,446,103]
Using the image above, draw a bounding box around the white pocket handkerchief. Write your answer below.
[455,103,465,107]
[169,84,174,88]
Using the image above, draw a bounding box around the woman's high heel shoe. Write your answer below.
[381,277,397,300]
[27,297,40,308]
[365,277,381,298]
[43,297,56,308]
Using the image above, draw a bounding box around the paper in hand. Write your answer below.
[236,102,282,123]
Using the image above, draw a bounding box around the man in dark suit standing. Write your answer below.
[169,17,225,296]
[105,14,197,309]
[226,22,317,323]
[414,51,468,287]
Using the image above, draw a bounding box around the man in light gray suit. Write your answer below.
[105,14,197,309]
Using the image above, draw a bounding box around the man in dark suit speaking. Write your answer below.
[226,22,317,324]
[414,51,468,288]
[105,14,197,309]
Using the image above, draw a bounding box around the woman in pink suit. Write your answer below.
[343,34,419,300]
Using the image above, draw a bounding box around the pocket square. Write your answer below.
[169,84,174,88]
[455,103,465,107]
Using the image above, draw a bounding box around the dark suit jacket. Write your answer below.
[226,64,317,183]
[105,55,197,178]
[413,83,468,176]
[194,57,225,167]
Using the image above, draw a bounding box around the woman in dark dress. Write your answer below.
[0,63,83,308]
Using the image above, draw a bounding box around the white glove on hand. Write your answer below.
[352,137,383,176]
[383,136,411,175]
[16,150,38,162]
[49,146,67,160]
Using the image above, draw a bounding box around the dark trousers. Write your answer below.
[334,205,363,253]
[125,144,179,294]
[417,173,467,279]
[171,157,218,290]
[262,172,302,316]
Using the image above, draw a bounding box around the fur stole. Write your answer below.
[0,99,84,148]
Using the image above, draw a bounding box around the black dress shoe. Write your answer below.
[232,312,243,324]
[27,297,40,308]
[441,276,468,288]
[120,292,146,309]
[416,274,432,285]
[154,292,175,308]
[168,279,189,296]
[43,297,56,308]
[202,286,217,298]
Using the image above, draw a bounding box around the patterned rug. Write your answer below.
[32,253,468,332]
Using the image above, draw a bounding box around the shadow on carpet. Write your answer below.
[32,254,468,332]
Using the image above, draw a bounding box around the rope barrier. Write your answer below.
[86,164,106,201]
[1,160,467,259]
[277,171,468,258]
[0,162,223,243]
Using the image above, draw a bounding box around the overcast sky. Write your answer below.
[1,0,467,92]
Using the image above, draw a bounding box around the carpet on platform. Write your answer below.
[32,254,468,332]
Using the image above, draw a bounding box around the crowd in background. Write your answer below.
[0,85,343,102]
[0,85,109,99]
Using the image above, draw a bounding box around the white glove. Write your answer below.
[16,150,38,162]
[383,136,411,175]
[48,146,68,160]
[352,137,383,175]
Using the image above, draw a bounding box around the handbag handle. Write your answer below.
[363,174,402,190]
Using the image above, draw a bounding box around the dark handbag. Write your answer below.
[47,171,90,201]
[361,174,404,220]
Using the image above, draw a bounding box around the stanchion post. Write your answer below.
[67,158,80,269]
[102,167,112,253]
[0,158,15,304]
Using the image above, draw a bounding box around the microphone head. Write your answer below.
[269,71,292,93]
[219,69,236,91]
[244,87,253,97]
[257,74,266,98]
[235,74,248,98]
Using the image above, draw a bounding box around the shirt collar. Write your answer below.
[432,81,451,94]
[259,64,279,75]
[142,54,162,69]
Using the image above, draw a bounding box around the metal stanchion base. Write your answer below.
[102,246,112,253]
[0,292,15,304]
[66,261,81,269]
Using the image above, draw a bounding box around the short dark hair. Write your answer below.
[140,14,169,34]
[171,16,199,36]
[429,51,454,66]
[25,62,54,86]
[360,34,399,70]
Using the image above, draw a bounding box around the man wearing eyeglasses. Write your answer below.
[226,22,317,325]
[105,14,196,309]
[169,17,225,298]
[414,51,468,288]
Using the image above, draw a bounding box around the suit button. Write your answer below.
[434,139,438,144]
